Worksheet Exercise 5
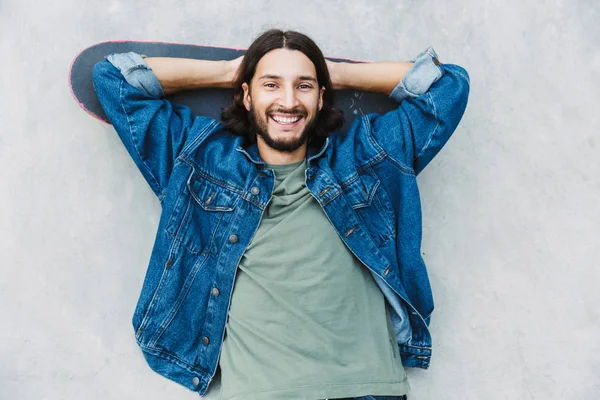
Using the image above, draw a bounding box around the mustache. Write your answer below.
[267,108,307,117]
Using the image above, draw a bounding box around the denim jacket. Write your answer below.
[92,46,469,395]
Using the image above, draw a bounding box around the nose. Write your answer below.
[280,85,299,110]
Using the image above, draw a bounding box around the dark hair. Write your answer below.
[220,29,344,146]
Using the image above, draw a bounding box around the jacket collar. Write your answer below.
[235,137,330,168]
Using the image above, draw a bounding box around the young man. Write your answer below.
[92,29,469,400]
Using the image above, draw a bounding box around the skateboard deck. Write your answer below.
[69,40,399,131]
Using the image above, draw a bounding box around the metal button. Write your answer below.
[228,234,238,243]
[251,186,260,195]
[192,377,200,386]
[318,187,331,197]
[212,287,220,297]
[202,336,210,345]
[383,267,390,276]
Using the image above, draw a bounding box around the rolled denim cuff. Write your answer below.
[389,46,443,103]
[106,52,166,98]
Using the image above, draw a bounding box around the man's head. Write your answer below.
[221,29,344,158]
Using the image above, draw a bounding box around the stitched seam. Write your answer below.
[136,221,189,337]
[124,64,148,73]
[360,116,388,168]
[415,92,440,161]
[180,156,245,195]
[138,343,203,373]
[364,117,414,175]
[320,188,341,207]
[181,119,219,155]
[119,80,163,195]
[136,256,173,338]
[339,172,360,189]
[149,254,210,346]
[401,84,419,99]
[454,68,470,85]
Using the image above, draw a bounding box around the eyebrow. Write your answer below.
[257,74,317,83]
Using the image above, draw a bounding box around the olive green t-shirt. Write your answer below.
[218,159,409,400]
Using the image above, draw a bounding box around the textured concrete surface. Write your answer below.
[1,1,599,399]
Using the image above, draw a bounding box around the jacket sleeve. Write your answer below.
[368,47,470,175]
[92,52,211,200]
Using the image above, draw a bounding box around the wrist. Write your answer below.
[326,60,346,90]
[223,60,234,87]
[225,56,244,88]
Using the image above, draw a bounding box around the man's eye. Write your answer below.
[265,83,277,88]
[299,84,312,89]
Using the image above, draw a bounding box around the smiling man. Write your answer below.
[92,29,469,400]
[242,48,324,156]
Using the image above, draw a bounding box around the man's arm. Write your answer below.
[327,60,414,95]
[327,47,469,175]
[92,52,238,199]
[144,56,243,95]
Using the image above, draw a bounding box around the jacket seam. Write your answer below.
[452,67,471,85]
[118,79,163,196]
[138,342,204,373]
[363,116,415,176]
[414,92,440,161]
[181,119,219,156]
[360,116,387,164]
[149,254,211,347]
[179,155,246,195]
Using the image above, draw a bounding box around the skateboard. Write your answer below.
[69,40,399,131]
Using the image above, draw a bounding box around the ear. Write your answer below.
[318,86,325,111]
[242,82,251,111]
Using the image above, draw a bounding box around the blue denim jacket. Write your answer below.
[92,47,469,395]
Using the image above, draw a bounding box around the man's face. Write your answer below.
[242,48,325,153]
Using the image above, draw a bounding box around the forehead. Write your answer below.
[254,48,317,80]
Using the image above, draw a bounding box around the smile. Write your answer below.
[270,115,303,126]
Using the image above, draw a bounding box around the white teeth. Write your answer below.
[271,115,301,124]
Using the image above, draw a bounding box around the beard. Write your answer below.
[248,106,318,153]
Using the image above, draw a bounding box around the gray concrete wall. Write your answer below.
[1,0,598,399]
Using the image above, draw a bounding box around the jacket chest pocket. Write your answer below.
[342,173,396,247]
[166,168,239,255]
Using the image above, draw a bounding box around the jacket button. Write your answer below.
[383,267,390,276]
[212,287,220,296]
[192,377,200,386]
[202,336,210,345]
[229,234,238,243]
[251,186,260,195]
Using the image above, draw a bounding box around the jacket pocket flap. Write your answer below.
[187,174,238,212]
[343,174,380,209]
